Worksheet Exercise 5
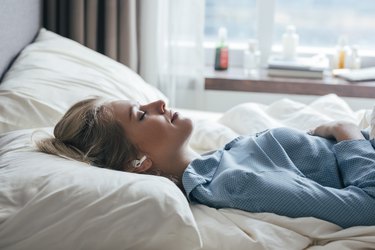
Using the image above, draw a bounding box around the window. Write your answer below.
[205,0,257,42]
[274,0,375,50]
[204,0,375,66]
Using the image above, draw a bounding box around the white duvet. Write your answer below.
[188,94,369,153]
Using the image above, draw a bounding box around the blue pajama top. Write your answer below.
[182,127,375,228]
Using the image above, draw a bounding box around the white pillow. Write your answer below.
[0,28,167,133]
[0,128,202,250]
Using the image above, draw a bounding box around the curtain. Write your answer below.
[43,0,139,71]
[156,0,205,108]
[43,0,205,108]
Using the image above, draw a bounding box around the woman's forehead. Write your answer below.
[110,99,133,106]
[109,100,137,121]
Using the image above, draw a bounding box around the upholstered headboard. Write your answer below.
[0,0,42,81]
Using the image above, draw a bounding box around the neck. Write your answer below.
[163,146,199,183]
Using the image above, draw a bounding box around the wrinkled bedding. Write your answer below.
[1,94,374,250]
[188,94,369,153]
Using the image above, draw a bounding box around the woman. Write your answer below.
[37,97,375,228]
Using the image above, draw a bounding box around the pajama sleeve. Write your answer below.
[333,139,375,197]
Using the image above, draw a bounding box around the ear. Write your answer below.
[133,157,153,173]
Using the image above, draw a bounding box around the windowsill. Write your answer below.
[204,67,375,98]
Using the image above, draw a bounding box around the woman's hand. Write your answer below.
[309,121,365,142]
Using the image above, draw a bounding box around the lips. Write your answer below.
[171,111,178,123]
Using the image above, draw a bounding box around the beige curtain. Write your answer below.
[43,0,139,72]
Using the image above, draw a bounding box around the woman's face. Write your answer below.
[110,99,193,166]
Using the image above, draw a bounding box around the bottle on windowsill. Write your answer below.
[333,36,351,69]
[243,39,261,75]
[282,25,299,61]
[349,45,361,69]
[214,27,229,71]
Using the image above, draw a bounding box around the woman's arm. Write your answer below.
[310,121,365,142]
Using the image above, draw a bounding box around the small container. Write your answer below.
[214,27,229,70]
[350,45,361,69]
[243,39,261,75]
[334,36,351,69]
[282,25,299,61]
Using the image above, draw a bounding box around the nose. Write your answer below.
[144,100,166,114]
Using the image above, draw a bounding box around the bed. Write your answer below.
[1,1,375,250]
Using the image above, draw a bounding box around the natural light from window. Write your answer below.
[205,0,257,42]
[205,0,375,50]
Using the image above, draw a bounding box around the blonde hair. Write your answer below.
[36,97,138,171]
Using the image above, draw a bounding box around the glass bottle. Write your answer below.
[214,27,229,70]
[243,39,261,75]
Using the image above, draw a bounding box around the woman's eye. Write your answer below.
[139,111,146,121]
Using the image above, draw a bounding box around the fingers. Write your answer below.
[307,121,364,141]
[306,129,314,135]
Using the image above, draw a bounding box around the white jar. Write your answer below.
[282,25,299,61]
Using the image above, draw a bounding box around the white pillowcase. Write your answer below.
[0,128,202,250]
[0,28,167,133]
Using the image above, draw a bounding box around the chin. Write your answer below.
[179,117,194,140]
[184,117,193,131]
